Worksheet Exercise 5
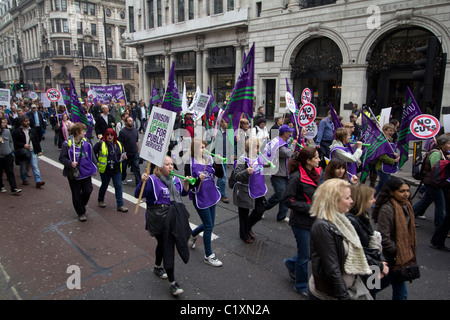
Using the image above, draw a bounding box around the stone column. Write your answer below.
[195,49,202,90]
[340,64,368,120]
[234,45,242,80]
[202,49,209,93]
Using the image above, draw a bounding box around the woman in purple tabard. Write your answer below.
[329,127,363,180]
[184,138,224,267]
[232,137,268,243]
[59,123,98,222]
[374,123,400,196]
[135,155,191,296]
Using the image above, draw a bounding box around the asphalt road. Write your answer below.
[0,129,449,307]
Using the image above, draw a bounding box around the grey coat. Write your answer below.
[232,160,255,209]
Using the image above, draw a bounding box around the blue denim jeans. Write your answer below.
[19,152,42,183]
[98,171,124,208]
[387,271,408,300]
[122,153,141,185]
[192,203,216,257]
[285,226,310,292]
[375,170,391,196]
[216,164,227,197]
[265,175,288,221]
[413,184,446,229]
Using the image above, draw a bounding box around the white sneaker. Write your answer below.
[204,253,223,267]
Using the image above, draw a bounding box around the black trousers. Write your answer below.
[0,154,18,191]
[154,233,175,282]
[67,177,93,216]
[238,197,265,241]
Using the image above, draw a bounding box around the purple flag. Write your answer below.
[60,85,71,108]
[162,61,182,113]
[204,87,219,129]
[150,83,162,106]
[222,43,255,131]
[329,102,342,133]
[396,86,424,168]
[359,112,394,182]
[69,73,92,137]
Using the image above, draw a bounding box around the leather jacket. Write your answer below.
[310,218,350,300]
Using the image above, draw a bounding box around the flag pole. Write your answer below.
[135,162,151,214]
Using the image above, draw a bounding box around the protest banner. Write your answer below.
[0,88,11,108]
[90,84,127,106]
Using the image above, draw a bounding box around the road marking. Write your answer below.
[39,156,217,240]
[0,260,22,300]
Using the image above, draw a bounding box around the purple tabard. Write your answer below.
[191,156,221,209]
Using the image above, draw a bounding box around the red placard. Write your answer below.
[410,114,440,139]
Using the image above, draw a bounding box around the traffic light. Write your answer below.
[412,37,439,103]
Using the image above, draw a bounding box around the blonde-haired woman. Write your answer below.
[184,138,224,267]
[233,137,268,243]
[308,178,373,300]
[134,155,191,296]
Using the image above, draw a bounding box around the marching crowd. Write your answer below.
[0,96,449,300]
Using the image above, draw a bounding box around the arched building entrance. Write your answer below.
[366,27,444,119]
[291,37,343,117]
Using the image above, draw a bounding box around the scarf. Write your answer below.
[160,175,183,204]
[391,198,417,266]
[305,166,320,186]
[333,213,372,276]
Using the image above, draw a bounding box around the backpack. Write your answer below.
[412,150,432,181]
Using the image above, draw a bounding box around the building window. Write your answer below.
[74,1,80,13]
[122,67,131,79]
[82,66,101,79]
[55,19,62,33]
[157,0,162,26]
[214,0,223,14]
[178,0,185,22]
[227,0,234,11]
[121,46,126,59]
[108,65,117,79]
[189,0,194,19]
[256,2,262,17]
[106,44,113,58]
[63,20,69,33]
[129,6,135,32]
[91,23,96,36]
[105,25,112,38]
[54,0,60,11]
[84,43,92,57]
[77,21,83,34]
[64,40,71,55]
[147,0,154,28]
[265,47,274,62]
[61,0,67,11]
[89,3,95,15]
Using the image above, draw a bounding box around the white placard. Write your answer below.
[410,114,440,139]
[285,92,297,113]
[191,93,210,120]
[47,88,61,102]
[379,107,392,127]
[140,107,176,167]
[304,122,318,139]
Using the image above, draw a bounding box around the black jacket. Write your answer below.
[12,126,43,156]
[346,209,386,271]
[310,218,350,300]
[95,114,115,136]
[284,166,321,230]
[163,202,191,269]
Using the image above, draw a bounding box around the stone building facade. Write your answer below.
[126,0,450,120]
[0,0,139,101]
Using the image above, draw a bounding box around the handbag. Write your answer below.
[392,258,421,282]
[15,148,31,160]
[68,145,83,180]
